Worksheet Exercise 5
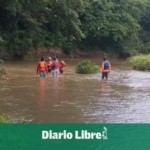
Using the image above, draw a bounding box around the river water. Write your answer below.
[0,59,150,123]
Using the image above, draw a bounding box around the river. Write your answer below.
[0,58,150,123]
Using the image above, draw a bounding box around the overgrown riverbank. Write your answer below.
[0,113,11,123]
[1,1,150,60]
[128,54,150,71]
[26,47,106,59]
[0,60,10,123]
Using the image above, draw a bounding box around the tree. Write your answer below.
[0,0,86,59]
[79,0,149,57]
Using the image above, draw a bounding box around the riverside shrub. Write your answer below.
[0,59,6,76]
[0,113,11,123]
[0,59,7,89]
[76,60,99,74]
[128,54,150,71]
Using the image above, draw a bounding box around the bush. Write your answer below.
[76,60,99,74]
[0,112,31,123]
[0,113,11,123]
[0,59,7,76]
[0,68,7,76]
[128,54,150,71]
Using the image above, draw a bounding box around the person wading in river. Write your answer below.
[101,57,111,79]
[59,59,66,74]
[51,57,59,77]
[47,56,53,73]
[37,57,48,77]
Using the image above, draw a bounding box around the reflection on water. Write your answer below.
[0,59,150,123]
[100,80,111,97]
[39,78,46,99]
[38,78,46,109]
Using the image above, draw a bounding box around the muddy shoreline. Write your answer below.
[26,47,107,59]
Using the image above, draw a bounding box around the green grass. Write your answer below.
[0,68,7,76]
[76,60,99,74]
[0,59,7,76]
[128,54,150,71]
[0,112,31,123]
[0,60,10,123]
[0,113,11,123]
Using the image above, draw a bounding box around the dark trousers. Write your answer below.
[48,66,51,73]
[102,72,108,79]
[48,68,51,73]
[59,70,63,74]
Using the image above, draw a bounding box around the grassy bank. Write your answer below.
[0,60,6,89]
[0,59,6,76]
[128,54,150,71]
[0,113,11,123]
[0,60,10,123]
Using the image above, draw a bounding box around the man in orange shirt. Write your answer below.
[101,57,111,79]
[47,57,53,73]
[59,59,66,74]
[37,57,48,77]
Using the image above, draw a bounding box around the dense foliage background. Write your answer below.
[0,0,150,59]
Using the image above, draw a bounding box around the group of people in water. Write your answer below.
[37,56,66,77]
[37,56,111,79]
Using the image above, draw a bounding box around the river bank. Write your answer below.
[26,47,106,59]
[128,54,150,71]
[0,113,11,123]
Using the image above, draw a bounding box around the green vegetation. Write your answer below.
[0,113,30,123]
[0,59,6,89]
[128,54,150,71]
[0,68,6,76]
[0,60,6,76]
[0,0,150,58]
[76,60,99,74]
[0,113,11,123]
[0,60,9,123]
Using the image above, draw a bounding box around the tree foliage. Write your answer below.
[0,0,150,59]
[79,0,150,57]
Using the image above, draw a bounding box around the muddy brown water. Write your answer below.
[0,59,150,123]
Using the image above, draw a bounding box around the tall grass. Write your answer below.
[0,59,7,89]
[0,60,10,123]
[0,113,11,123]
[0,59,7,76]
[128,54,150,71]
[76,60,99,74]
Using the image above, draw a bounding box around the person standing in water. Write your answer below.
[37,57,48,77]
[47,56,53,73]
[59,59,66,74]
[101,57,111,79]
[51,57,59,77]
